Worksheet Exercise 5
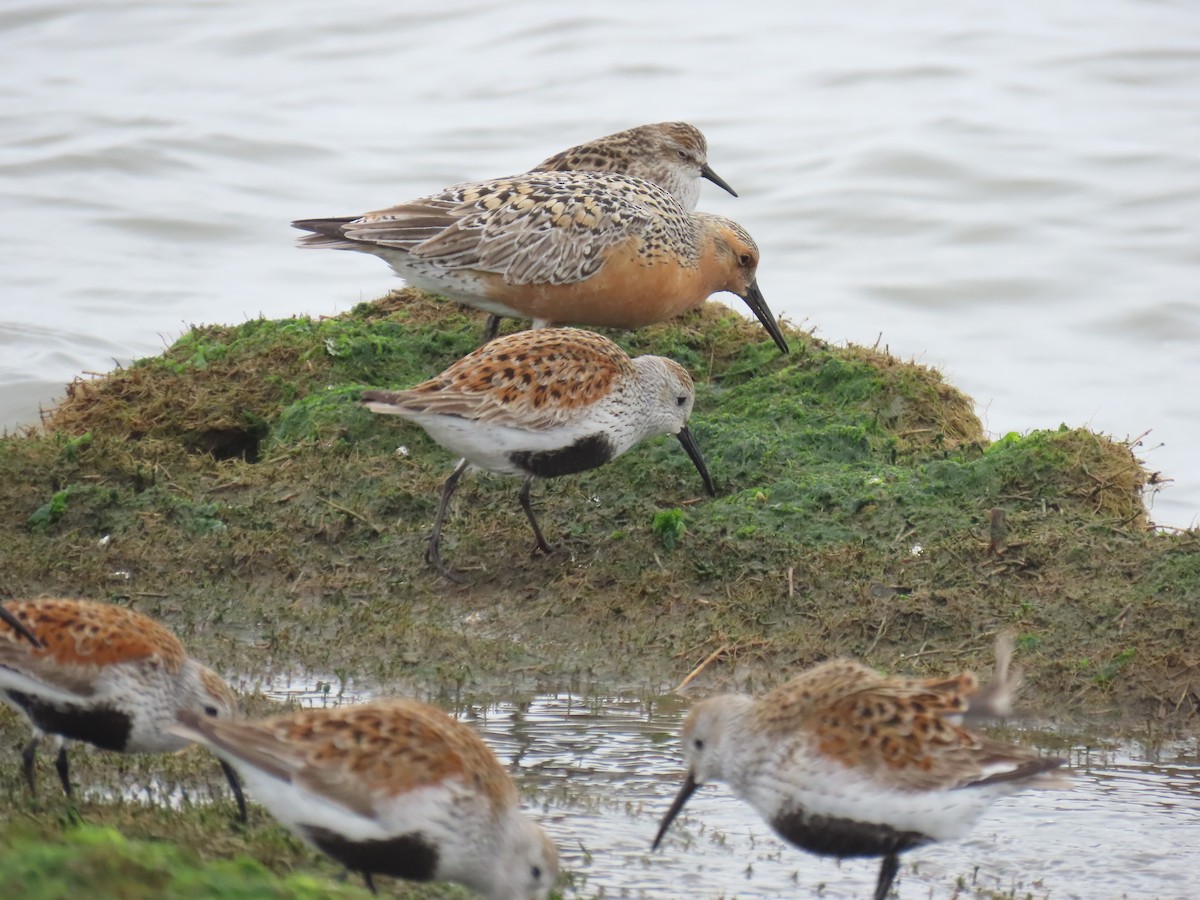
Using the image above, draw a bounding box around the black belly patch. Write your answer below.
[303,825,439,881]
[6,691,133,752]
[508,433,615,478]
[771,808,930,859]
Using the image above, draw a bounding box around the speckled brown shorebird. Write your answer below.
[530,121,737,213]
[361,327,716,581]
[172,698,558,899]
[653,638,1068,899]
[292,169,787,352]
[0,597,246,821]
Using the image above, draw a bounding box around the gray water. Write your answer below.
[2,0,1199,527]
[260,677,1200,899]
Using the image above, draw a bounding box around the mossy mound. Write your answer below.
[0,819,472,899]
[0,823,364,899]
[2,289,1183,713]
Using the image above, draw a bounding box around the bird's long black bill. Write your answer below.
[701,162,738,198]
[676,427,716,497]
[652,772,699,850]
[740,280,789,355]
[219,758,249,824]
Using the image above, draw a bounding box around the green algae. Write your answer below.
[1,289,1184,705]
[0,288,1197,895]
[0,823,373,900]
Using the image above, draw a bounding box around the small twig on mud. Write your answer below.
[675,644,732,694]
[787,566,794,599]
[895,645,962,663]
[320,498,383,534]
[865,612,891,655]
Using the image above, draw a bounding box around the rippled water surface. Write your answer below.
[2,0,1199,525]
[257,682,1200,899]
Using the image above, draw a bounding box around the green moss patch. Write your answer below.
[0,289,1190,717]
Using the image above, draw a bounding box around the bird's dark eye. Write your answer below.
[677,149,689,160]
[676,395,687,407]
[739,253,752,267]
[693,738,704,750]
[532,866,542,880]
[203,705,220,717]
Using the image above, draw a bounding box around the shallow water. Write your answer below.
[257,679,1200,899]
[2,1,1199,527]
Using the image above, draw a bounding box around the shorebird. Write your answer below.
[292,169,788,352]
[172,698,558,899]
[530,121,737,214]
[361,328,716,581]
[0,597,247,822]
[652,638,1068,899]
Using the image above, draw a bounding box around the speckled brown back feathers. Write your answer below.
[361,329,636,430]
[305,171,696,286]
[533,122,707,176]
[178,698,517,816]
[756,658,1037,791]
[0,598,186,673]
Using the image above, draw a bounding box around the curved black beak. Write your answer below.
[676,427,716,497]
[652,771,699,850]
[740,280,789,355]
[218,758,249,824]
[701,162,738,198]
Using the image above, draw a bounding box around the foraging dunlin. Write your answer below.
[653,641,1067,899]
[361,328,716,580]
[172,698,558,899]
[0,597,247,821]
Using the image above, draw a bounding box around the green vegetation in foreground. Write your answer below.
[0,822,370,900]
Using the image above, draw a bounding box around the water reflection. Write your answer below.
[257,682,1200,898]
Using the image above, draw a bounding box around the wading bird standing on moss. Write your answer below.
[652,637,1068,899]
[0,597,247,822]
[361,328,716,582]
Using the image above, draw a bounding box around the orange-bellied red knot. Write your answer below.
[361,328,716,581]
[0,597,246,821]
[292,169,787,352]
[653,638,1068,900]
[530,121,737,213]
[172,698,558,899]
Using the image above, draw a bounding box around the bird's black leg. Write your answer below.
[362,871,377,895]
[218,758,248,824]
[426,458,470,583]
[21,736,40,794]
[517,475,553,555]
[481,315,502,343]
[54,744,72,797]
[874,853,900,900]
